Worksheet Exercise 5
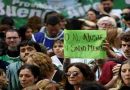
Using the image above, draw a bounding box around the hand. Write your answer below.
[112,64,121,76]
[103,40,111,51]
[60,48,64,57]
[47,49,54,57]
[103,40,120,58]
[98,3,104,12]
[98,3,109,15]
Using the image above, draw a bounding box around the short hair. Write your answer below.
[0,16,14,27]
[52,39,64,53]
[100,0,114,2]
[44,11,59,24]
[97,16,117,28]
[18,40,42,52]
[120,31,130,42]
[46,15,60,26]
[5,29,20,37]
[0,25,11,33]
[18,64,41,82]
[53,39,64,46]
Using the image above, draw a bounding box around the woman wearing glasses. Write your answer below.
[63,63,95,90]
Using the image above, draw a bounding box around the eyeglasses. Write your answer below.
[65,71,80,77]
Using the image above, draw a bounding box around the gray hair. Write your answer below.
[97,16,117,28]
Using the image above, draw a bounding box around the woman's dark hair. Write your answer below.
[18,64,41,82]
[27,16,42,32]
[18,40,42,52]
[18,25,32,41]
[63,63,95,90]
[80,81,106,90]
[87,8,99,19]
[65,63,95,81]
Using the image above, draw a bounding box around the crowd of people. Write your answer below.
[0,0,130,90]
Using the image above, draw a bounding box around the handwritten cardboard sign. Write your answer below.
[64,30,106,59]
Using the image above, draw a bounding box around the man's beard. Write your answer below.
[104,7,112,13]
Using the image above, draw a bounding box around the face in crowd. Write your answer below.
[101,0,113,13]
[65,63,95,87]
[53,40,64,58]
[5,30,21,50]
[20,45,36,62]
[19,68,36,88]
[18,64,40,88]
[46,23,61,38]
[45,15,61,38]
[119,60,130,86]
[86,10,97,22]
[0,69,8,89]
[121,41,130,59]
[25,28,33,40]
[66,66,85,85]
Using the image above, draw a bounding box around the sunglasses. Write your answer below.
[65,71,80,77]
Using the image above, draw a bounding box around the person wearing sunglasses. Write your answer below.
[123,13,130,32]
[120,7,130,31]
[63,63,95,90]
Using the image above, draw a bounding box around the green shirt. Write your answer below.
[0,55,20,63]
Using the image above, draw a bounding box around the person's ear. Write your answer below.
[19,36,21,42]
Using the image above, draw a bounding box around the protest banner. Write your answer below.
[64,30,106,59]
[0,0,129,28]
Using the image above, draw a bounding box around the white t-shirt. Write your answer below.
[109,9,122,19]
